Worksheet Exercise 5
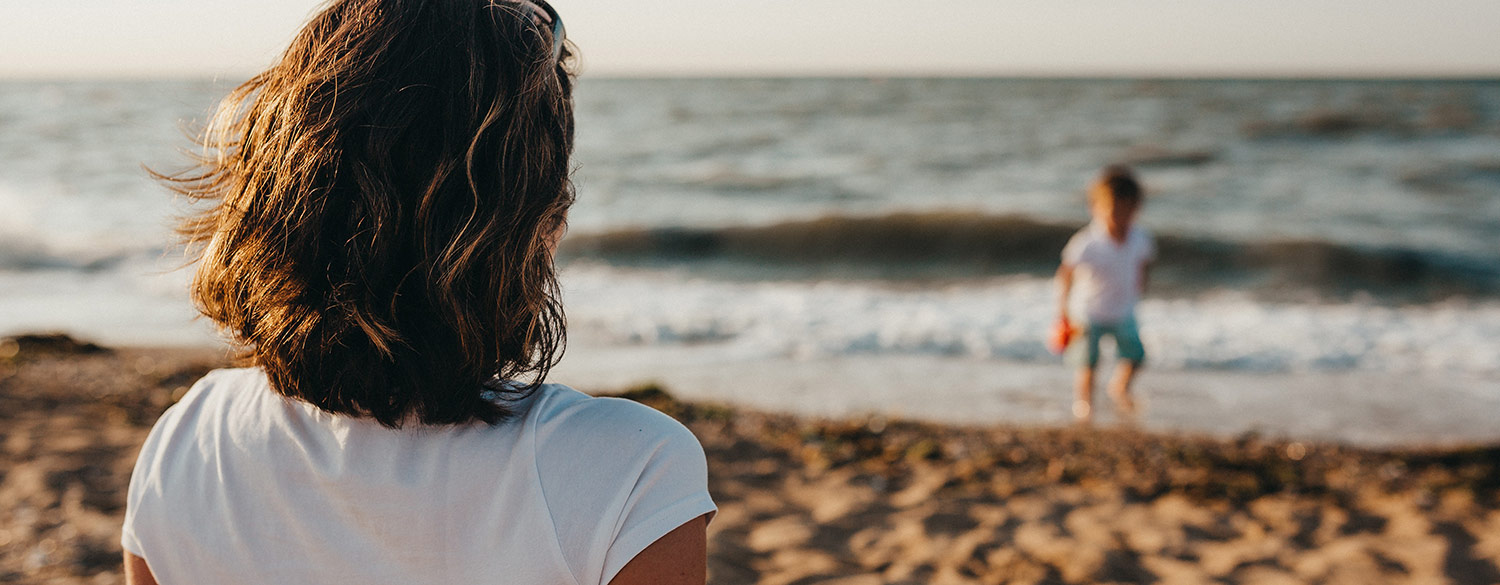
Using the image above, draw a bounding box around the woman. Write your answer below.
[121,1,715,583]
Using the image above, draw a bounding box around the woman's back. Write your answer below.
[123,368,714,585]
[123,1,714,581]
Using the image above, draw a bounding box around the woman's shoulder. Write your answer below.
[155,373,700,454]
[172,366,269,398]
[149,367,270,425]
[527,384,700,451]
[525,386,715,585]
[128,368,277,492]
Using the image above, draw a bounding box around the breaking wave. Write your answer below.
[560,212,1500,301]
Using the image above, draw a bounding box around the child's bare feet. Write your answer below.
[1108,361,1139,417]
[1072,399,1093,424]
[1073,369,1095,424]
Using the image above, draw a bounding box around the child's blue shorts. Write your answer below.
[1065,315,1146,368]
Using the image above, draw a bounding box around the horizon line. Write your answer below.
[4,71,1500,83]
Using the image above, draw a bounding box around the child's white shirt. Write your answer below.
[1061,221,1155,323]
[122,367,716,585]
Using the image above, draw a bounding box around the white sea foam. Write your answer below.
[561,264,1500,378]
[0,254,215,346]
[0,185,176,277]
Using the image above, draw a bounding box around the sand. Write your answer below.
[2,335,1497,584]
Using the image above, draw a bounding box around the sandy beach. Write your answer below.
[2,335,1497,584]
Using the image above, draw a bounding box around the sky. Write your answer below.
[4,0,1500,78]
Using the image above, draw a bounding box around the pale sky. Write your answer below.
[5,0,1500,78]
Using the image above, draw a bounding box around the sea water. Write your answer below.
[2,78,1498,445]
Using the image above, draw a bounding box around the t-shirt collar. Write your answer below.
[1089,220,1131,243]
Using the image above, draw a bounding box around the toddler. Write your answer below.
[1055,165,1155,422]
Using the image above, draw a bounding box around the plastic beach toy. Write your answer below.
[1046,317,1075,355]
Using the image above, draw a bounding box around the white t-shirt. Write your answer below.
[1061,221,1155,323]
[121,368,716,585]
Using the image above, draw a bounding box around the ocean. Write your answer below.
[2,78,1498,445]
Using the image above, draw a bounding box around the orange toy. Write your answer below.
[1047,317,1076,355]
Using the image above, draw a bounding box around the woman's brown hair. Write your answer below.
[162,0,576,427]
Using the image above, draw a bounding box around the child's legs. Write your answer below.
[1107,362,1138,414]
[1066,325,1106,420]
[1106,316,1146,410]
[1073,368,1095,420]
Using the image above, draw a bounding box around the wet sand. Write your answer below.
[550,341,1500,448]
[2,335,1497,584]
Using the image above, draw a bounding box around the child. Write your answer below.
[1055,165,1155,423]
[121,2,714,584]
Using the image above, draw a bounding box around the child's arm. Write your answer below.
[1055,263,1075,323]
[1139,261,1152,295]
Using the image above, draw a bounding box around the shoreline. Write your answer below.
[549,340,1500,450]
[2,337,1498,583]
[6,332,1500,449]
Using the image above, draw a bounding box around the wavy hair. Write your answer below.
[162,0,576,427]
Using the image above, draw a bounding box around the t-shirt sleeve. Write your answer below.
[1139,228,1156,262]
[120,429,158,557]
[119,370,226,562]
[534,394,716,585]
[119,387,195,558]
[597,419,715,583]
[1061,231,1087,266]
